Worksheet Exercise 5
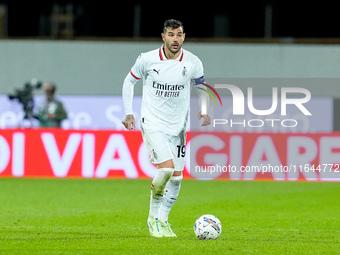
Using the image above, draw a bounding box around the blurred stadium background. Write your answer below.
[0,1,340,179]
[1,2,340,254]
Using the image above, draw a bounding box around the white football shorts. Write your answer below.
[141,127,187,172]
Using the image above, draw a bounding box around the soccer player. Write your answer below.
[122,19,211,237]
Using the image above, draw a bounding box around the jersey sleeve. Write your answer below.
[192,56,204,80]
[191,56,209,114]
[122,72,139,115]
[130,53,145,80]
[122,53,146,115]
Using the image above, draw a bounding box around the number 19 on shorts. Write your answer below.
[177,145,186,158]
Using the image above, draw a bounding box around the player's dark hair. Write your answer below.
[163,19,184,33]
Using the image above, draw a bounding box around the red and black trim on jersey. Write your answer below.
[159,46,183,62]
[130,70,141,80]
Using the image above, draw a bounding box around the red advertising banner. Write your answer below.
[189,132,340,181]
[0,129,339,181]
[0,129,153,179]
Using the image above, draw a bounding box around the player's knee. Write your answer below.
[158,167,174,183]
[172,170,182,177]
[151,168,174,194]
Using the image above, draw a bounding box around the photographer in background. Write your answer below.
[37,82,67,128]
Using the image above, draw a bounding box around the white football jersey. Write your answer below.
[130,45,204,136]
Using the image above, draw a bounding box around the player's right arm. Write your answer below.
[121,54,144,130]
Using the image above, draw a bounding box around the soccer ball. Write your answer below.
[194,214,222,240]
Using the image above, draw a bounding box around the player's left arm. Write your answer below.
[195,82,211,127]
[192,58,211,126]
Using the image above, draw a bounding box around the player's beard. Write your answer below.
[165,41,182,55]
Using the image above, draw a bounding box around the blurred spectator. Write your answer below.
[37,83,67,127]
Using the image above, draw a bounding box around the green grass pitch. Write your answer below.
[0,179,339,254]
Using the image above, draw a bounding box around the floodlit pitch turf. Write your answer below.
[0,179,339,254]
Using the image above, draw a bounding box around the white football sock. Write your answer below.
[159,174,183,222]
[149,168,174,219]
